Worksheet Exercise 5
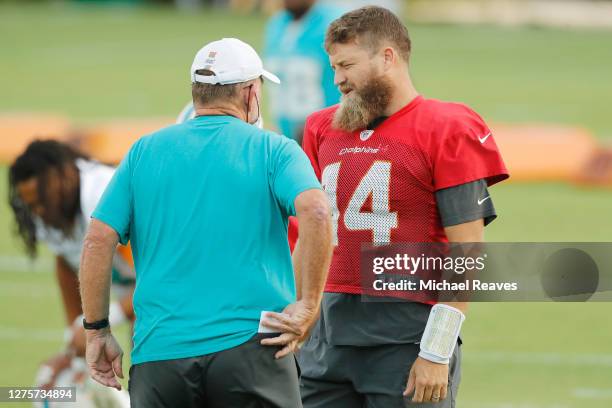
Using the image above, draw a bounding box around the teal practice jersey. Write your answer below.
[264,3,343,140]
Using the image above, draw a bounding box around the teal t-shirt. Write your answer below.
[92,115,321,364]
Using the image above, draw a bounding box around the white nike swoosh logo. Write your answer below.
[478,132,492,144]
[478,196,491,205]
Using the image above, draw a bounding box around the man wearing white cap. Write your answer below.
[78,37,333,407]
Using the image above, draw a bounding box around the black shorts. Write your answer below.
[129,333,301,408]
[298,334,462,408]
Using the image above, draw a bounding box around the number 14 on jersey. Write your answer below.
[321,161,398,245]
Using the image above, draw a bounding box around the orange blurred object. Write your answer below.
[0,113,72,164]
[491,123,598,182]
[78,118,174,165]
[117,242,135,269]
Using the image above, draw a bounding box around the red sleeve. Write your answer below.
[433,106,509,190]
[301,114,322,180]
[288,216,298,253]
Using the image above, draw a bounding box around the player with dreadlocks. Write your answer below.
[8,140,134,405]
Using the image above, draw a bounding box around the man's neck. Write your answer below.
[383,75,420,117]
[288,5,312,20]
[194,105,245,122]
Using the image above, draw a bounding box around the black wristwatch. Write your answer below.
[82,318,110,330]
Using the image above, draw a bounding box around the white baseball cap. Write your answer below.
[191,38,280,85]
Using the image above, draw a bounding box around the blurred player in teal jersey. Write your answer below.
[178,0,342,144]
[264,0,343,143]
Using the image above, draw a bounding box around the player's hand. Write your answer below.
[39,352,72,390]
[85,327,124,390]
[260,300,319,359]
[404,356,449,403]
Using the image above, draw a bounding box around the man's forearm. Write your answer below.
[298,215,332,306]
[79,220,119,322]
[55,256,83,325]
[441,218,485,314]
[295,191,333,307]
[292,239,303,300]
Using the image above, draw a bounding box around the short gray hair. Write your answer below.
[191,69,242,106]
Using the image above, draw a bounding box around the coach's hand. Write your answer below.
[85,327,124,390]
[404,356,449,403]
[260,300,319,359]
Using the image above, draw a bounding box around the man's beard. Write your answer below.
[332,75,393,132]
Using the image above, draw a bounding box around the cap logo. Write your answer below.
[205,51,217,64]
[360,130,374,141]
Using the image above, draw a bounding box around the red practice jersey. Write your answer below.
[302,96,509,294]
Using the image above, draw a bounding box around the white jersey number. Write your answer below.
[322,161,398,245]
[266,57,324,120]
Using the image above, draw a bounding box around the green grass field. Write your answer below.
[1,3,611,407]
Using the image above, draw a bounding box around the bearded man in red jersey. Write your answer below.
[294,6,509,408]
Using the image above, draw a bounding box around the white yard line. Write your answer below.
[0,254,53,273]
[572,388,612,399]
[2,323,611,373]
[0,281,56,298]
[0,325,62,342]
[461,403,570,408]
[465,351,612,367]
